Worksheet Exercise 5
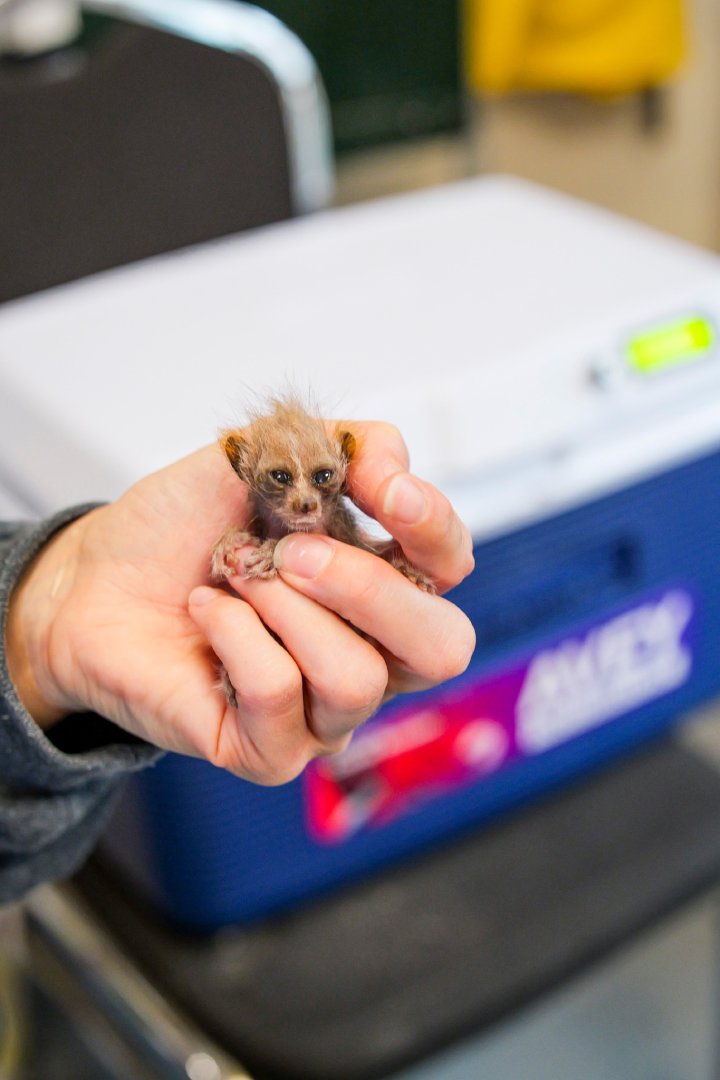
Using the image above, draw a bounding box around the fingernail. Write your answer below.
[189,586,218,606]
[274,534,333,578]
[383,473,427,524]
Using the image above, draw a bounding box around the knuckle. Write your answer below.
[445,550,475,591]
[435,540,475,595]
[446,620,477,679]
[311,650,387,723]
[317,731,354,758]
[447,524,476,578]
[356,422,409,476]
[374,420,407,454]
[461,535,476,578]
[243,667,303,716]
[255,756,306,786]
[242,744,311,787]
[336,667,387,718]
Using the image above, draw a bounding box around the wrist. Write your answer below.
[5,516,87,730]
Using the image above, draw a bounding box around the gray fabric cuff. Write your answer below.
[0,506,162,790]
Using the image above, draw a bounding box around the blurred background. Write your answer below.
[332,0,716,246]
[3,0,715,258]
[4,1,720,1079]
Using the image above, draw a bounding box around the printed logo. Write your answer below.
[305,587,695,843]
[516,589,693,753]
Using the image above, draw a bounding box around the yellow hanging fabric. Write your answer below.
[466,0,686,96]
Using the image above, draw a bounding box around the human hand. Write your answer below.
[6,422,475,784]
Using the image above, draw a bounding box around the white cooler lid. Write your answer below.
[1,175,720,537]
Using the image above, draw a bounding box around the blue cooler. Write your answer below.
[104,438,720,927]
[1,177,720,927]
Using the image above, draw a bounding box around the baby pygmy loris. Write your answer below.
[211,395,435,593]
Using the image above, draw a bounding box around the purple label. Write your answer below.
[305,588,695,841]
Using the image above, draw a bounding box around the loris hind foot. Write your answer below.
[384,545,437,594]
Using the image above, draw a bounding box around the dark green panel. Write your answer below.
[254,0,464,152]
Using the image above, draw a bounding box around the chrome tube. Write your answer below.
[82,0,334,213]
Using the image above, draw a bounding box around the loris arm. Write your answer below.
[326,502,435,593]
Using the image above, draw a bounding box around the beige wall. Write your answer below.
[337,0,720,252]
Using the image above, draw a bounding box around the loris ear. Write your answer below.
[337,429,356,465]
[221,431,251,483]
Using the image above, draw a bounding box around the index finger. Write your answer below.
[335,420,475,594]
[273,533,476,687]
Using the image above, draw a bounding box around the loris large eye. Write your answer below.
[312,468,334,487]
[270,469,292,486]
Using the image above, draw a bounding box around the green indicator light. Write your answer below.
[626,315,715,375]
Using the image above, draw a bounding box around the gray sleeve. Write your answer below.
[0,508,163,902]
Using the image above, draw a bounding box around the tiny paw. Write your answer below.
[400,566,437,594]
[242,539,278,579]
[388,550,437,595]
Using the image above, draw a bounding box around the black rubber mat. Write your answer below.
[71,739,720,1079]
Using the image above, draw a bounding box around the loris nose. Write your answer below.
[300,498,317,514]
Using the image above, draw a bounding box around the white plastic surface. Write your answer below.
[0,0,81,54]
[1,176,720,536]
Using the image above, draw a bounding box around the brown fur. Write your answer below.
[211,395,435,587]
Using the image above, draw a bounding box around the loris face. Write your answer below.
[222,400,356,535]
[252,438,349,532]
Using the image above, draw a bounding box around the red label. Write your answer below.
[305,706,509,842]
